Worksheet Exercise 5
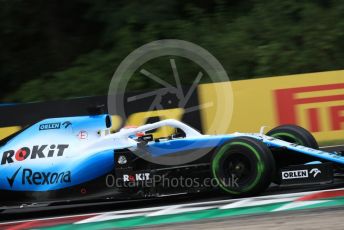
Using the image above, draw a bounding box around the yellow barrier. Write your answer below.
[0,126,21,140]
[0,70,343,143]
[199,70,344,142]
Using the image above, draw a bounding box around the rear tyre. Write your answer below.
[266,125,319,149]
[211,137,275,197]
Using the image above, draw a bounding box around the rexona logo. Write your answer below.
[282,170,308,180]
[1,144,69,165]
[7,167,71,187]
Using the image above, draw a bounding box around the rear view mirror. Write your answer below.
[172,133,186,139]
[139,134,154,142]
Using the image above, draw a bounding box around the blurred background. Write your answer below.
[1,0,343,103]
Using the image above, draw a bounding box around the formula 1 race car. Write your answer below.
[0,114,343,204]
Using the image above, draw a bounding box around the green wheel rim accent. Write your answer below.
[271,132,303,145]
[212,141,265,195]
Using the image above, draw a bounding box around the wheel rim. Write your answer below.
[212,141,265,195]
[222,153,254,188]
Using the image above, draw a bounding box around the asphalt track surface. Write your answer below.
[143,206,344,230]
[1,145,344,228]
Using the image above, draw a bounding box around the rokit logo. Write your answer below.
[1,144,69,165]
[7,167,71,187]
[123,173,150,182]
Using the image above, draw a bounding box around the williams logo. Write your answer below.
[7,168,71,187]
[39,122,61,131]
[117,155,127,165]
[1,144,69,165]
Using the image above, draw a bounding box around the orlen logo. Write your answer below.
[39,122,60,131]
[1,144,69,165]
[275,83,344,132]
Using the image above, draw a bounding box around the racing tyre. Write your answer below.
[266,125,319,149]
[211,137,275,197]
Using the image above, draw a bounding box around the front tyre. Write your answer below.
[211,137,275,197]
[266,125,319,149]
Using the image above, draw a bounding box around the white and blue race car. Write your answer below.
[0,114,342,203]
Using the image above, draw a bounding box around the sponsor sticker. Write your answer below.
[309,168,321,177]
[281,168,322,180]
[39,123,61,131]
[77,131,88,140]
[62,121,72,128]
[123,173,150,182]
[279,163,332,186]
[1,144,69,165]
[282,170,309,180]
[7,167,71,187]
